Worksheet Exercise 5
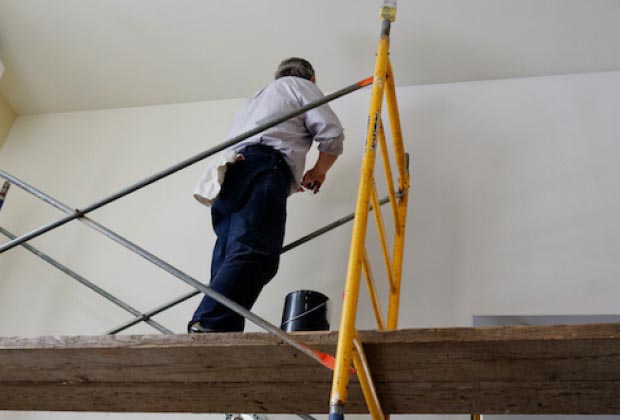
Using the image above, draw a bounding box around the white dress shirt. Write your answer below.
[194,76,344,205]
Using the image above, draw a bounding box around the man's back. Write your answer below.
[230,76,344,191]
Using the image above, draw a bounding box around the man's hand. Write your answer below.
[300,168,327,193]
[298,152,338,194]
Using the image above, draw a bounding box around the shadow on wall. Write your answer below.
[0,92,16,150]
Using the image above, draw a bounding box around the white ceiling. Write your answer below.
[1,0,619,115]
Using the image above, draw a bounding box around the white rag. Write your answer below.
[193,149,243,207]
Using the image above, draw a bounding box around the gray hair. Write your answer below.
[275,57,315,81]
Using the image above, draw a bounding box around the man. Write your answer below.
[189,58,344,333]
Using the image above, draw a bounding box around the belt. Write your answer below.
[242,144,279,154]
[241,144,291,179]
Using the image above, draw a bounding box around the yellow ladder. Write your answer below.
[329,5,410,420]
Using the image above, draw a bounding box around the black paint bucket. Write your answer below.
[280,290,330,332]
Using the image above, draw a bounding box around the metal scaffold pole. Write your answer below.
[0,77,372,255]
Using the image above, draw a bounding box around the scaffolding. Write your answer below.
[0,4,409,419]
[1,5,619,416]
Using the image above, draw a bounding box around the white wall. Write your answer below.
[0,71,619,420]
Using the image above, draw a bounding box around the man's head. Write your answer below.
[275,57,315,82]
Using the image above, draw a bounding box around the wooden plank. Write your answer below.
[1,323,619,414]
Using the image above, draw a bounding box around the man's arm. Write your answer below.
[300,152,338,193]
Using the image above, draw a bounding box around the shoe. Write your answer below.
[189,322,214,334]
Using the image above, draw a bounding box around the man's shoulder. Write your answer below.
[271,76,322,95]
[252,77,325,107]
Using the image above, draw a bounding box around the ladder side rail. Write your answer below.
[385,61,407,189]
[384,60,410,331]
[329,21,391,420]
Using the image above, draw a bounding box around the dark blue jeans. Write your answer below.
[189,145,292,332]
